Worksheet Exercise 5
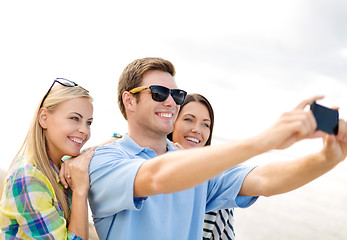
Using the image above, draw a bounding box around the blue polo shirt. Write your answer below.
[88,135,258,240]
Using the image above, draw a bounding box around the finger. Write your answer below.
[87,146,96,156]
[291,121,312,139]
[309,130,326,139]
[279,116,316,142]
[84,148,96,163]
[307,110,318,133]
[331,106,340,111]
[80,147,91,154]
[80,146,96,156]
[65,163,71,179]
[59,164,69,189]
[89,146,97,152]
[294,95,324,110]
[64,160,72,187]
[174,142,184,150]
[65,174,72,188]
[280,111,317,135]
[74,147,95,170]
[337,119,347,141]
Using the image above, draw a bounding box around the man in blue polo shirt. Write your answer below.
[88,57,347,240]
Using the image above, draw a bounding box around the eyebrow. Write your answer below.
[71,112,93,121]
[184,113,210,122]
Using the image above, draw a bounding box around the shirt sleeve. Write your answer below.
[1,168,82,240]
[89,146,146,218]
[205,165,258,212]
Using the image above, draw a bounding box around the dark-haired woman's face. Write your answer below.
[172,101,211,149]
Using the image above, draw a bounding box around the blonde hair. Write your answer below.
[2,83,92,225]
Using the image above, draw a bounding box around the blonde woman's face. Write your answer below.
[172,101,211,149]
[43,97,93,162]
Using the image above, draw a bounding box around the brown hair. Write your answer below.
[168,93,214,146]
[118,57,176,120]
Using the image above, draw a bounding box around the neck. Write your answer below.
[47,151,63,169]
[128,128,168,155]
[51,159,62,169]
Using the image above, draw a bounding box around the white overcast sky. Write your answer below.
[1,0,347,169]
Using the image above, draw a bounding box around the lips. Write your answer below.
[68,136,84,144]
[184,136,201,144]
[157,112,173,118]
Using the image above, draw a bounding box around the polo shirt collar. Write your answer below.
[118,134,177,156]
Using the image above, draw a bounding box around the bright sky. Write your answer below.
[1,0,347,170]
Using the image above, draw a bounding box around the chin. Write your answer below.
[66,149,81,157]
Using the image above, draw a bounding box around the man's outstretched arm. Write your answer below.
[134,96,337,197]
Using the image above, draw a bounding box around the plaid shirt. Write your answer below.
[0,157,82,240]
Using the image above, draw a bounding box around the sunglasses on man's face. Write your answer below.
[40,78,78,108]
[129,85,187,105]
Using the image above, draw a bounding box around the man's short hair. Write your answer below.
[118,57,176,120]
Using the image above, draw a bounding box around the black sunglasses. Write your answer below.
[129,85,187,105]
[40,78,78,108]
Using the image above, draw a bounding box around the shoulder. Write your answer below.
[7,160,41,183]
[93,141,134,161]
[3,160,54,199]
[90,140,138,173]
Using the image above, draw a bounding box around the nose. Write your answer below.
[163,93,177,107]
[191,124,201,134]
[78,123,89,135]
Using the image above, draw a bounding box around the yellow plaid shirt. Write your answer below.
[0,157,81,239]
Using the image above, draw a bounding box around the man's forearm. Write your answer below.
[134,135,266,197]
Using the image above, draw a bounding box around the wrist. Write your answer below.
[249,133,273,154]
[72,188,89,198]
[319,148,341,167]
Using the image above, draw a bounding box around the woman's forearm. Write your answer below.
[240,151,338,197]
[68,191,89,240]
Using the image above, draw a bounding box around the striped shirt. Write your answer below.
[203,208,235,240]
[0,157,81,240]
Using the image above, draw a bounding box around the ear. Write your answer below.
[122,91,137,113]
[38,108,48,129]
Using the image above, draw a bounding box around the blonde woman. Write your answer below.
[0,78,94,239]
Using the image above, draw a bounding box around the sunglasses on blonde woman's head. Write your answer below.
[129,85,187,105]
[40,78,80,108]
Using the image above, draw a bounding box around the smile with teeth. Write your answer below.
[158,112,173,118]
[69,136,83,144]
[185,137,200,144]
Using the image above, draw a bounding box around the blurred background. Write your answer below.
[1,0,346,239]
